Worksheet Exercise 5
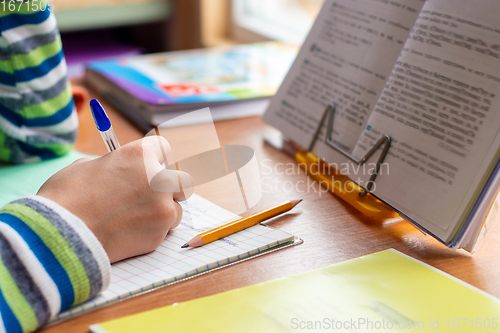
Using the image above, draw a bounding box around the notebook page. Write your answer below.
[52,194,294,322]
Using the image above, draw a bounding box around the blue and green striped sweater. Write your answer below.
[0,3,77,164]
[1,5,111,333]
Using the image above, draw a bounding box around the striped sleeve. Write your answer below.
[0,196,111,333]
[0,4,78,164]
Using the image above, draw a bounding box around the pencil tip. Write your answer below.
[290,199,303,208]
[181,243,189,248]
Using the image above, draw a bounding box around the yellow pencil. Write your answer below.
[181,200,302,248]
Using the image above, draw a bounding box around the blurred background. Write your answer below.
[53,0,323,78]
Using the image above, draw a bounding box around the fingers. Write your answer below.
[142,135,171,165]
[150,169,195,202]
[141,136,173,187]
[122,137,195,201]
[172,170,195,202]
[170,201,183,229]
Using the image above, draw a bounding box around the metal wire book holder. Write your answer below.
[307,104,392,197]
[292,103,396,218]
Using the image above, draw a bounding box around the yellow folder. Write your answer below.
[90,249,500,333]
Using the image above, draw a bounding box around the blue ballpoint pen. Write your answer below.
[90,99,121,152]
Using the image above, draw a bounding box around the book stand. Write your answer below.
[296,104,398,218]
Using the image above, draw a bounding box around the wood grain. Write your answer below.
[40,84,500,332]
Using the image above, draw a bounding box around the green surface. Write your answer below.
[0,150,93,208]
[54,2,172,32]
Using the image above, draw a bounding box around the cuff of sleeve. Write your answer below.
[22,195,111,295]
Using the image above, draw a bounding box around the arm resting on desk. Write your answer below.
[0,196,111,333]
[0,8,77,164]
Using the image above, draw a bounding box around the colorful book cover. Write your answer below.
[86,42,298,107]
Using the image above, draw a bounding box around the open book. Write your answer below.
[263,0,500,251]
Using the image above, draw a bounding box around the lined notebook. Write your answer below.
[52,194,296,323]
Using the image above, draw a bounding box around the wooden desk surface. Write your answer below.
[41,88,500,332]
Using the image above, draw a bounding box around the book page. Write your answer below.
[52,194,294,323]
[352,0,500,242]
[263,0,425,157]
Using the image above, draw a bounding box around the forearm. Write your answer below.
[0,4,78,164]
[0,196,110,333]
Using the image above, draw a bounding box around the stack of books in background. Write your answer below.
[84,42,298,131]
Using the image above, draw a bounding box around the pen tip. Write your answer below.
[181,243,189,249]
[290,199,303,208]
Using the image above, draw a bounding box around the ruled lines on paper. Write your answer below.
[54,195,294,322]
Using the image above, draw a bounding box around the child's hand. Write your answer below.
[38,137,194,263]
